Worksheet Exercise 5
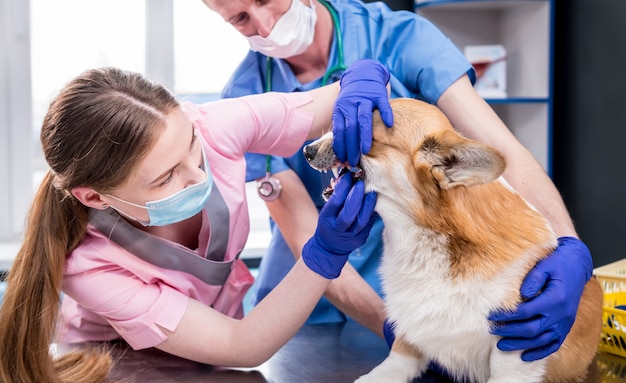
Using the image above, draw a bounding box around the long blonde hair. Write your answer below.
[0,67,179,382]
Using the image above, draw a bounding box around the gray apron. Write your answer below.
[88,185,237,286]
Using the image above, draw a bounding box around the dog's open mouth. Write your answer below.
[322,166,364,201]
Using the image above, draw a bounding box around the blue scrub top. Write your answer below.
[221,0,475,324]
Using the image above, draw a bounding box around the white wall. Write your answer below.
[0,0,33,243]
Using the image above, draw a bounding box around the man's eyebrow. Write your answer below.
[224,11,239,25]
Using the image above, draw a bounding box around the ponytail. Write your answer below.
[0,172,112,383]
[0,67,179,382]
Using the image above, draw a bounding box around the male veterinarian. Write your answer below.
[201,0,594,363]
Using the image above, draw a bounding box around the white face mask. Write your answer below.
[246,0,317,59]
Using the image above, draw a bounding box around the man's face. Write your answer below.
[202,0,295,38]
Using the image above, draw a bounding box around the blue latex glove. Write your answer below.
[302,175,378,279]
[332,59,394,167]
[383,319,396,349]
[489,236,593,361]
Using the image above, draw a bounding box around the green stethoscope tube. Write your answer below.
[262,0,346,179]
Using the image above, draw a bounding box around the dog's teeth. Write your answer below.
[332,168,339,178]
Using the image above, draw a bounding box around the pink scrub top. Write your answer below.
[57,92,313,350]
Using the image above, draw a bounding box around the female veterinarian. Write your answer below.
[0,59,390,383]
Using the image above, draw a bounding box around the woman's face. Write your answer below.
[101,107,205,222]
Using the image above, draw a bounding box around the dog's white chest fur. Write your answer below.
[381,220,494,381]
[373,211,539,383]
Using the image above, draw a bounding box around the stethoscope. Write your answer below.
[257,0,345,202]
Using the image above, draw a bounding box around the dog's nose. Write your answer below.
[303,144,318,162]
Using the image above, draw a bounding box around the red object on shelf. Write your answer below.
[472,55,507,80]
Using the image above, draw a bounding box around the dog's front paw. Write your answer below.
[354,351,426,383]
[354,367,416,383]
[354,373,380,383]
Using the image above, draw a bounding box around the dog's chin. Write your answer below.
[322,166,364,202]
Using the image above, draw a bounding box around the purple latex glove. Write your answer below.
[332,59,394,167]
[302,175,378,279]
[489,236,593,361]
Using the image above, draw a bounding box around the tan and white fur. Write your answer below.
[303,98,603,383]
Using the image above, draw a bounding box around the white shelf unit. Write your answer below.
[415,0,554,174]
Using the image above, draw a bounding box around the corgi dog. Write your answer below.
[303,98,603,383]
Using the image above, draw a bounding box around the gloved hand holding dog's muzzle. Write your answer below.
[332,59,394,167]
[302,175,378,279]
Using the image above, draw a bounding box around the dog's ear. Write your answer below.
[418,131,506,190]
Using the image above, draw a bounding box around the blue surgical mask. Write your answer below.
[107,147,213,226]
